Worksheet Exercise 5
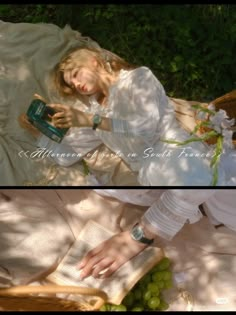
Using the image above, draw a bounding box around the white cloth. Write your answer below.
[0,190,75,286]
[203,189,236,231]
[40,67,235,185]
[95,189,236,240]
[93,189,165,206]
[218,150,236,185]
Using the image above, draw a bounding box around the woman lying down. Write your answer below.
[0,189,236,310]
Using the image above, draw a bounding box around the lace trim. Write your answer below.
[158,197,186,224]
[142,216,175,241]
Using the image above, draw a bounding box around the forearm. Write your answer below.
[77,111,112,131]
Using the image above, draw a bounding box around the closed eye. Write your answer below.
[69,68,80,90]
[72,70,78,78]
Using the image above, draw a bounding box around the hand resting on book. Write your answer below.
[77,230,151,279]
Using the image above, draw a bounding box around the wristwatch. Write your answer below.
[130,223,154,245]
[92,114,102,130]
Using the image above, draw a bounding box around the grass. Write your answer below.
[1,4,235,101]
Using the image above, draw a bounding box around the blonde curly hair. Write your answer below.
[52,46,137,99]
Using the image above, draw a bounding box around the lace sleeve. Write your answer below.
[111,67,169,145]
[142,190,217,240]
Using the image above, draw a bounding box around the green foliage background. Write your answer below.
[1,4,235,101]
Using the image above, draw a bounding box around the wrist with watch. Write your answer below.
[130,222,154,245]
[92,113,102,130]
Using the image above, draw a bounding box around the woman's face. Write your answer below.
[64,63,100,96]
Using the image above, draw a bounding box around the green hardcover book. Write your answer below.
[26,99,69,143]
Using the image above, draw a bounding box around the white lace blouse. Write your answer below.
[93,67,226,185]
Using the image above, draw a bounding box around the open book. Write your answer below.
[46,220,164,305]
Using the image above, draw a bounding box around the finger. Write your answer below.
[77,242,107,270]
[79,255,104,280]
[55,123,71,129]
[99,260,122,279]
[52,117,70,128]
[91,257,115,278]
[18,113,28,122]
[52,117,67,125]
[18,114,32,127]
[52,112,66,119]
[33,93,47,103]
[53,119,72,128]
[48,104,68,111]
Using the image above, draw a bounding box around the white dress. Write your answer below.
[38,67,235,185]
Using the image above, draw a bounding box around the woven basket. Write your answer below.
[195,90,236,146]
[0,284,108,311]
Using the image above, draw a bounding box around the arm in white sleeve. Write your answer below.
[93,189,164,206]
[37,128,102,167]
[111,67,168,144]
[142,189,217,240]
[36,134,81,167]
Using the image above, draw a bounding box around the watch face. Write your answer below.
[93,114,102,125]
[131,224,154,245]
[132,225,143,241]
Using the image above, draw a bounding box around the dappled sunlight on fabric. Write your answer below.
[0,190,75,286]
[179,158,191,172]
[16,63,31,82]
[144,159,191,185]
[161,215,236,310]
[61,190,126,239]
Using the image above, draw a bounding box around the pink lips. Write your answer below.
[80,84,87,92]
[76,83,87,93]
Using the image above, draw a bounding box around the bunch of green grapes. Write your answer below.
[100,257,173,312]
